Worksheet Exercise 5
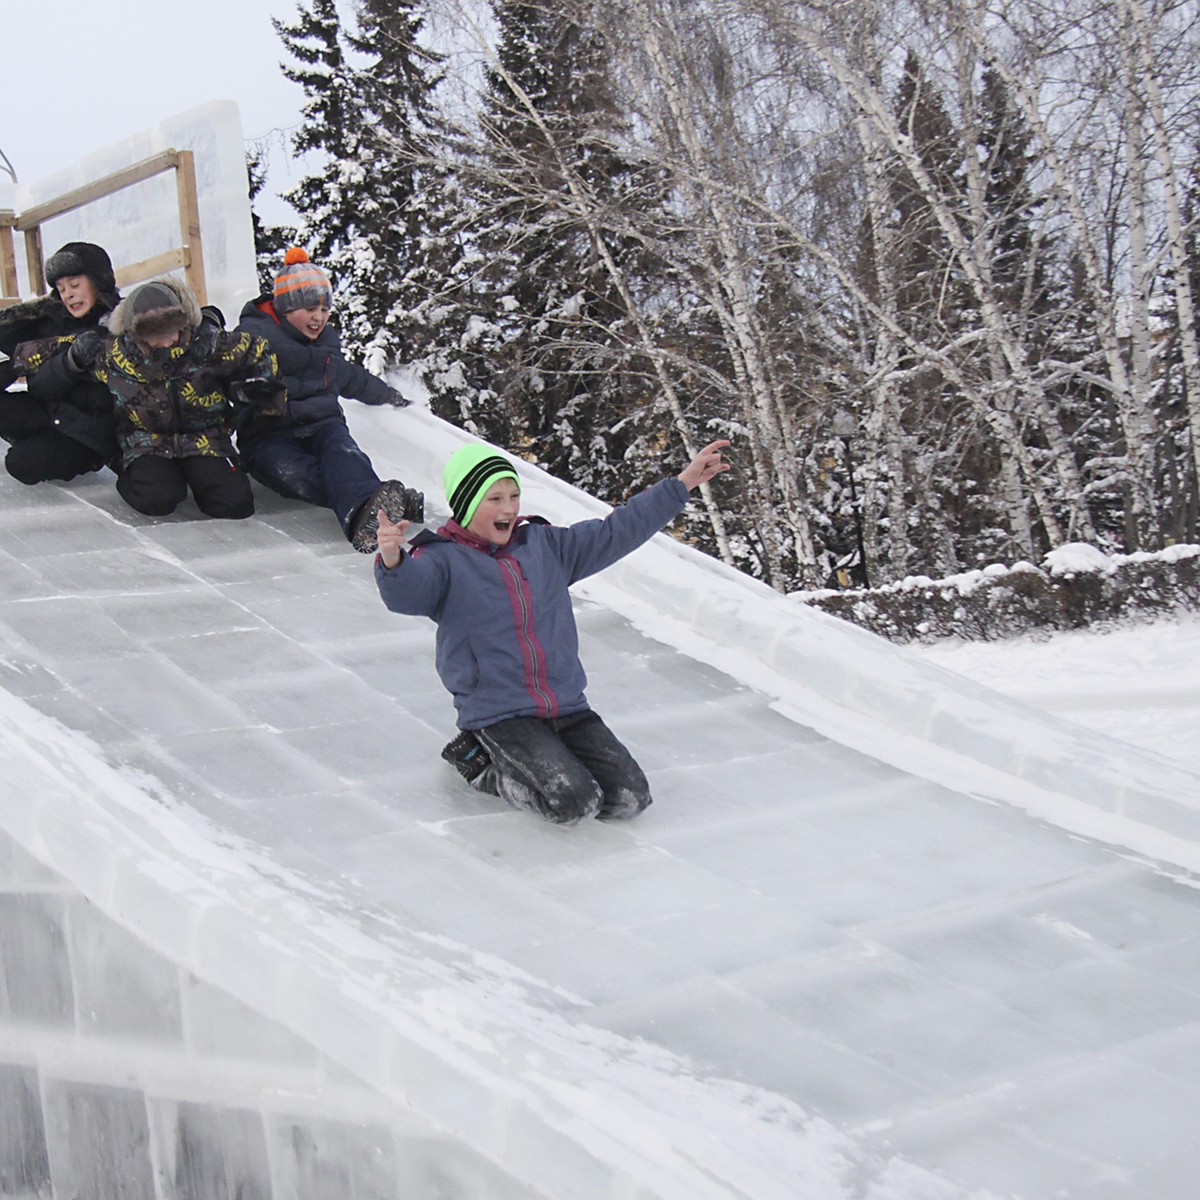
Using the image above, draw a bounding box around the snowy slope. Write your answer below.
[3,402,1200,1199]
[916,616,1200,777]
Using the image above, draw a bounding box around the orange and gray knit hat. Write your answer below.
[273,247,332,314]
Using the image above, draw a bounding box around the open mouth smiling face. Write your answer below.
[284,304,331,340]
[468,478,521,545]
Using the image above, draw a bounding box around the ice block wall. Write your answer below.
[0,829,538,1200]
[6,101,261,322]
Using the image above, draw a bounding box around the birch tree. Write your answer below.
[317,0,1200,589]
[964,0,1200,547]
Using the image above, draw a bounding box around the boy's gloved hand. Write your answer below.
[385,387,410,408]
[66,329,105,373]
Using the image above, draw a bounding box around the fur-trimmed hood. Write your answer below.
[108,276,202,341]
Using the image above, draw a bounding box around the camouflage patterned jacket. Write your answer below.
[16,312,284,466]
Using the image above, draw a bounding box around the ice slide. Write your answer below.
[4,108,1200,1200]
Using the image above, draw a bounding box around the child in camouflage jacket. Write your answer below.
[17,276,284,520]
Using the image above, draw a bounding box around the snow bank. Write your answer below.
[796,542,1200,644]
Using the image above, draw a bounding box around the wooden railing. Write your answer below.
[0,148,207,308]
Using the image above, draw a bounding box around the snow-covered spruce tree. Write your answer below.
[891,51,966,340]
[955,61,1060,566]
[1156,145,1200,543]
[972,60,1132,560]
[274,0,365,301]
[275,0,453,375]
[443,0,674,502]
[247,147,293,295]
[977,66,1054,336]
[883,50,976,576]
[338,0,449,370]
[900,56,988,575]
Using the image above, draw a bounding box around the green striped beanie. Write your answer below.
[443,443,519,527]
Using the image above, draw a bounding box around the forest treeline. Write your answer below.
[250,0,1200,593]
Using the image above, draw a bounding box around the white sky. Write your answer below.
[1,0,335,224]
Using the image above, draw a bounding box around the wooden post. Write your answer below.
[174,149,207,306]
[0,212,18,304]
[23,227,44,296]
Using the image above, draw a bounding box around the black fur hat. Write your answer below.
[44,242,119,304]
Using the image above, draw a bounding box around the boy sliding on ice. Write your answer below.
[234,248,424,553]
[373,439,731,826]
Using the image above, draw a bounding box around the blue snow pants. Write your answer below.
[243,421,380,536]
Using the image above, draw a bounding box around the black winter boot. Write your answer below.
[441,730,491,783]
[350,479,425,552]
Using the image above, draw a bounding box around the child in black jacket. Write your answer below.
[17,277,284,520]
[0,242,120,483]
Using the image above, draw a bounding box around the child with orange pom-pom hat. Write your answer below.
[233,247,423,552]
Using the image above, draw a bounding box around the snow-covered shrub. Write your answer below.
[793,544,1200,643]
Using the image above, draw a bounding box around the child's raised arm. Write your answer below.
[678,440,732,491]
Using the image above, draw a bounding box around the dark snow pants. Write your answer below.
[0,394,106,484]
[475,710,652,826]
[241,422,380,536]
[117,454,254,519]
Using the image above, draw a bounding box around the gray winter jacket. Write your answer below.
[375,477,688,730]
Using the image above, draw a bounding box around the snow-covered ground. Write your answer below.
[915,614,1200,776]
[5,414,1200,1198]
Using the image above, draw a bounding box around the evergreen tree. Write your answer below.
[1152,146,1200,542]
[962,63,1050,564]
[891,50,964,328]
[975,63,1098,562]
[274,0,365,287]
[273,0,453,380]
[442,0,673,500]
[888,51,972,571]
[339,0,449,368]
[978,65,1053,334]
[246,147,293,295]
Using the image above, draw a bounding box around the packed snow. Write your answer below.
[915,614,1200,776]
